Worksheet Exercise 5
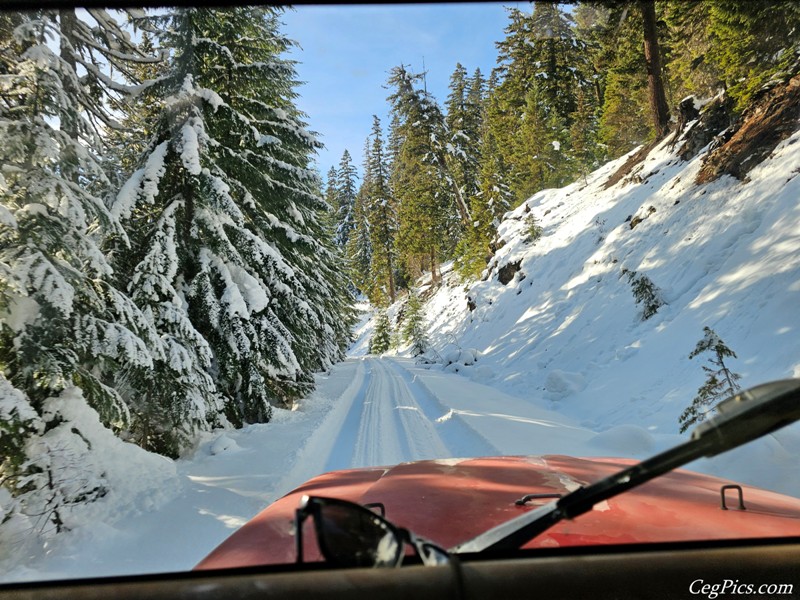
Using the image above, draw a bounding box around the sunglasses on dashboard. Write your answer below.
[294,495,450,568]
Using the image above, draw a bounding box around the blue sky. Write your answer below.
[279,3,529,185]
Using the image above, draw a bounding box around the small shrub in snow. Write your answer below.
[525,214,543,244]
[401,291,429,357]
[594,217,607,244]
[622,269,665,320]
[679,327,742,433]
[2,386,111,534]
[369,310,393,355]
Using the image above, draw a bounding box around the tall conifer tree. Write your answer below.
[363,117,397,304]
[113,7,353,430]
[388,66,455,283]
[446,63,483,214]
[706,0,800,111]
[333,150,358,249]
[0,8,160,527]
[485,3,597,201]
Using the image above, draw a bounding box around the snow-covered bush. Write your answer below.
[401,291,429,356]
[418,343,481,373]
[1,382,178,564]
[623,269,665,320]
[369,310,393,354]
[525,214,543,244]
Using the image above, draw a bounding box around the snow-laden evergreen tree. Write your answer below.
[401,290,428,357]
[113,7,353,429]
[679,327,742,433]
[624,269,665,321]
[388,65,455,284]
[369,310,392,355]
[0,10,159,530]
[333,149,358,249]
[466,68,487,136]
[363,116,397,305]
[105,30,165,186]
[486,3,598,200]
[456,131,514,278]
[324,166,338,216]
[445,63,482,213]
[344,183,373,298]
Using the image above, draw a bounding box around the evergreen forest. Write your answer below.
[327,0,800,301]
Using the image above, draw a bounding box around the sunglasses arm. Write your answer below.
[294,510,305,564]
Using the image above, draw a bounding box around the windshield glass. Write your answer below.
[1,0,799,584]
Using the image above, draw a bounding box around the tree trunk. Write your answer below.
[58,10,78,138]
[386,249,396,303]
[640,0,671,139]
[436,148,472,226]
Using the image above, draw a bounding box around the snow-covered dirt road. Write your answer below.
[273,356,618,495]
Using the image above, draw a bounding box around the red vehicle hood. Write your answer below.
[196,455,800,570]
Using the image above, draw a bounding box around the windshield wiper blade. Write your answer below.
[453,379,800,554]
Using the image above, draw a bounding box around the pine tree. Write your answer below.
[623,269,664,321]
[369,310,392,355]
[324,166,339,215]
[467,68,487,128]
[113,7,353,430]
[445,63,482,211]
[598,68,652,157]
[386,111,403,170]
[401,291,429,357]
[569,85,603,182]
[679,327,742,433]
[358,117,397,305]
[334,149,358,249]
[662,1,722,103]
[0,9,159,529]
[388,65,453,283]
[589,3,654,157]
[105,30,165,184]
[345,183,373,298]
[706,0,800,112]
[485,3,598,201]
[456,131,514,279]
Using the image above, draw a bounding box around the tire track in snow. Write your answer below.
[321,359,375,473]
[386,358,596,457]
[271,359,369,495]
[384,358,502,458]
[350,358,451,467]
[278,356,504,491]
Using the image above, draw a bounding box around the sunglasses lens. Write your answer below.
[418,542,450,566]
[317,502,402,568]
